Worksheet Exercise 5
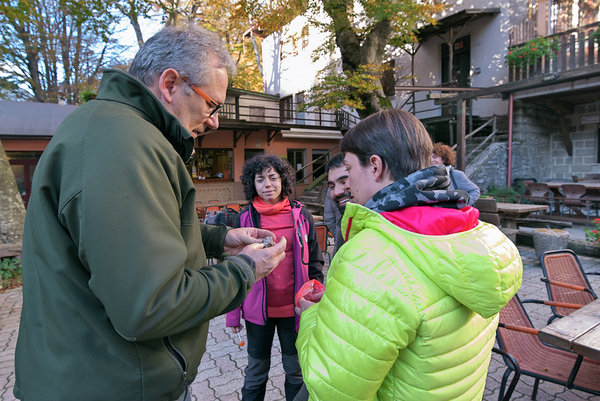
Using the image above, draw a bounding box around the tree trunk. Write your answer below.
[0,142,26,244]
[323,0,393,117]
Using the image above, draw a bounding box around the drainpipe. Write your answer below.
[507,93,514,187]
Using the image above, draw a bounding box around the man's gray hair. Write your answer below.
[129,23,236,89]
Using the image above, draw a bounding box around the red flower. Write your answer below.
[532,47,537,51]
[593,230,598,234]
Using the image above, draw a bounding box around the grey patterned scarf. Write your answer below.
[364,165,469,213]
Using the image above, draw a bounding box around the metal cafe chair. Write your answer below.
[315,224,332,264]
[540,249,599,323]
[495,294,600,400]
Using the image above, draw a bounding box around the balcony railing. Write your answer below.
[219,94,360,132]
[508,22,600,82]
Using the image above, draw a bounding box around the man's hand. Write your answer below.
[294,290,324,316]
[239,237,287,282]
[224,227,275,255]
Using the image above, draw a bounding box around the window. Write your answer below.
[296,92,305,125]
[8,151,41,207]
[187,148,233,180]
[312,149,328,181]
[287,149,305,182]
[280,96,294,122]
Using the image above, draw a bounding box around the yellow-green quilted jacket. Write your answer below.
[297,203,522,401]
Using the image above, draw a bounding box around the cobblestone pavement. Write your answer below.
[2,245,600,401]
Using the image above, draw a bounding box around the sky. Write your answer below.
[115,15,164,61]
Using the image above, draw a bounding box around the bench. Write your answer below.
[474,198,518,242]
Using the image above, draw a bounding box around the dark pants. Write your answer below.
[292,384,309,401]
[242,317,303,401]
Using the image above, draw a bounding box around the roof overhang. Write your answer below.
[281,128,343,140]
[417,8,501,41]
[0,100,76,137]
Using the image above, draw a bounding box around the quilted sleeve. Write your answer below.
[296,236,420,401]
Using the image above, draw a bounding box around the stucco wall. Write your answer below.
[394,0,529,119]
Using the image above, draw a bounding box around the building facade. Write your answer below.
[1,85,350,206]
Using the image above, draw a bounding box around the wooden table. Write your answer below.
[545,181,600,191]
[544,182,600,217]
[495,202,549,229]
[538,299,600,361]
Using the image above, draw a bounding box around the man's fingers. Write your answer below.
[312,290,325,302]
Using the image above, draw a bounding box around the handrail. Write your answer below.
[294,145,340,180]
[220,94,360,131]
[464,128,497,160]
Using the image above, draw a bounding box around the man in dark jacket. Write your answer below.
[323,153,353,256]
[14,24,286,401]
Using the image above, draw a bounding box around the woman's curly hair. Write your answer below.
[241,154,296,201]
[432,142,456,166]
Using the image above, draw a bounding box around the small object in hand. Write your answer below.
[261,236,274,248]
[295,279,326,307]
[237,332,245,347]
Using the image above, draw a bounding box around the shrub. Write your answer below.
[1,257,22,289]
[485,185,521,204]
[585,218,600,244]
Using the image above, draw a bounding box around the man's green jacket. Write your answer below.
[14,70,256,401]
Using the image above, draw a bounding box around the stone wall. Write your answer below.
[510,101,554,183]
[467,100,600,193]
[466,142,508,193]
[555,102,600,180]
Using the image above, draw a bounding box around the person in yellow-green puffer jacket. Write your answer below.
[294,109,523,401]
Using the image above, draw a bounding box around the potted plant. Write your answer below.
[506,36,559,67]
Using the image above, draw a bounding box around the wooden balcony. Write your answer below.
[218,91,360,133]
[508,22,600,82]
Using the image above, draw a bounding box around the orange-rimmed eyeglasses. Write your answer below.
[180,75,222,117]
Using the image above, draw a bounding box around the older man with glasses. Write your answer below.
[14,23,286,401]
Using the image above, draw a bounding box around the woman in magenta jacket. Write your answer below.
[226,154,324,401]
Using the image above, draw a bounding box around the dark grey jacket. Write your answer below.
[448,166,481,206]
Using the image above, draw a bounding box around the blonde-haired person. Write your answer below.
[431,142,480,206]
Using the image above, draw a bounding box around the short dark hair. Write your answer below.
[341,109,432,180]
[325,152,345,173]
[241,154,295,200]
[432,142,456,166]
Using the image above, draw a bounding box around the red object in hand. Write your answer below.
[295,279,325,307]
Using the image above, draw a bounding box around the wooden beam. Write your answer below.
[456,99,467,171]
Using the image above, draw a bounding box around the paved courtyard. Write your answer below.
[1,245,600,400]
